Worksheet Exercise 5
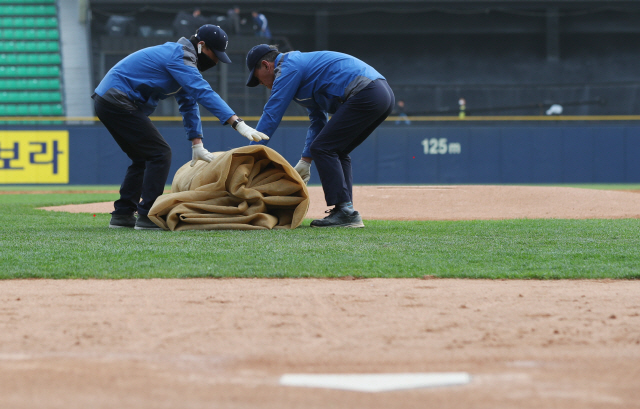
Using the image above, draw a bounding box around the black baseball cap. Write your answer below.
[245,44,273,87]
[195,24,231,64]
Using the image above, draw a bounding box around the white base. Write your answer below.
[279,372,471,393]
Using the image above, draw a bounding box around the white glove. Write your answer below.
[236,121,270,142]
[190,143,214,167]
[293,159,311,184]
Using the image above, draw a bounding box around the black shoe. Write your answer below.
[134,215,163,230]
[310,208,365,228]
[109,213,136,228]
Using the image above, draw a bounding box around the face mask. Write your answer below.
[197,50,217,72]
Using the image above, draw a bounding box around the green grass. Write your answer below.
[0,184,122,191]
[1,187,639,279]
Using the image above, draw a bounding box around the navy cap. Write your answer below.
[245,44,273,87]
[195,24,231,64]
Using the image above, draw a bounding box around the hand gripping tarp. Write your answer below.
[148,145,309,230]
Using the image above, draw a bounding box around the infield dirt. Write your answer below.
[38,185,640,221]
[1,279,639,409]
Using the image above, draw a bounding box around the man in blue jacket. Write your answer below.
[245,45,395,228]
[93,25,268,230]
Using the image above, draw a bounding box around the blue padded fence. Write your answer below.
[2,123,640,185]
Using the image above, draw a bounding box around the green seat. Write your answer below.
[38,104,52,115]
[0,0,55,3]
[35,29,59,40]
[6,79,26,89]
[44,29,58,40]
[44,41,59,52]
[16,104,28,115]
[0,28,58,40]
[2,91,14,102]
[0,92,62,104]
[6,53,60,65]
[29,91,41,102]
[15,66,29,76]
[39,66,59,76]
[24,78,59,89]
[12,17,27,27]
[17,66,59,77]
[19,41,59,52]
[45,91,60,102]
[3,6,57,16]
[0,0,56,3]
[4,79,21,89]
[22,79,40,89]
[27,104,39,115]
[2,92,30,102]
[0,66,17,77]
[34,91,49,102]
[1,17,55,28]
[0,17,13,27]
[16,66,32,76]
[0,41,60,53]
[0,104,17,115]
[36,6,57,15]
[0,29,15,39]
[44,79,60,89]
[0,54,17,64]
[36,17,57,27]
[0,41,16,52]
[11,79,24,89]
[52,104,63,115]
[40,54,60,64]
[38,104,63,116]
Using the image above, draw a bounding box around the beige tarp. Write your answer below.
[148,145,309,231]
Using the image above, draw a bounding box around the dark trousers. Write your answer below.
[93,96,172,216]
[309,79,395,206]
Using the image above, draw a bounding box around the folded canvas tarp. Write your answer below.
[148,145,309,231]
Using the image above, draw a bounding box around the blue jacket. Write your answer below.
[94,38,235,140]
[252,51,385,157]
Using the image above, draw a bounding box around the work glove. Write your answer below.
[190,143,215,167]
[293,159,311,184]
[236,121,270,142]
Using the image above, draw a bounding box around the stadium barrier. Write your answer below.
[1,119,640,184]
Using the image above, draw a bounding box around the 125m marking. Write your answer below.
[421,138,461,155]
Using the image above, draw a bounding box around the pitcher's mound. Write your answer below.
[38,185,640,221]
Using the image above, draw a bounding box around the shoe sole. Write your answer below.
[311,222,365,228]
[109,224,134,229]
[134,226,163,230]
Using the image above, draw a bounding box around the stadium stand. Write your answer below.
[90,5,295,117]
[86,0,640,117]
[0,0,63,123]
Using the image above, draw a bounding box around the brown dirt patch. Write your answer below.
[37,185,640,220]
[1,279,639,408]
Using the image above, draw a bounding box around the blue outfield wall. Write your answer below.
[2,123,640,184]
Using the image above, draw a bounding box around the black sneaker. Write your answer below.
[310,208,365,228]
[134,215,163,230]
[108,213,136,229]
